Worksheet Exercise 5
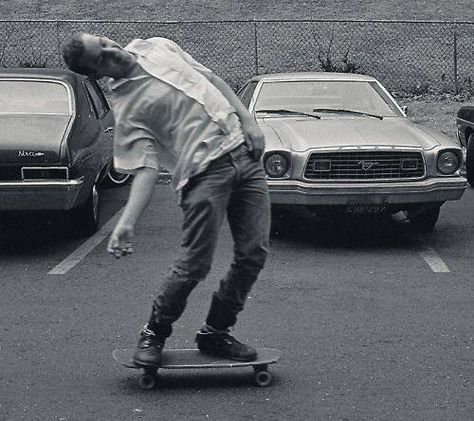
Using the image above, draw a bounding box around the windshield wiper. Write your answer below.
[255,109,321,119]
[312,108,384,120]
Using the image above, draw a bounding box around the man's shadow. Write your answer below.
[0,210,77,255]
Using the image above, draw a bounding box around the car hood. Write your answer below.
[0,114,72,163]
[259,117,445,151]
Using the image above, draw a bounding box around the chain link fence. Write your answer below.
[0,19,473,93]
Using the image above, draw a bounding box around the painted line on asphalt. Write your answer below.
[418,247,450,273]
[48,207,124,275]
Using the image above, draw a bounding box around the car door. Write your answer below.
[82,79,114,181]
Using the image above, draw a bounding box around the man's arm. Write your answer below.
[107,167,159,258]
[168,39,265,160]
[209,73,265,161]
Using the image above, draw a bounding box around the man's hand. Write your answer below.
[243,122,265,161]
[106,166,159,259]
[107,223,134,259]
[207,74,265,161]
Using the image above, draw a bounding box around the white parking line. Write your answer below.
[49,206,450,275]
[48,207,124,275]
[418,247,450,273]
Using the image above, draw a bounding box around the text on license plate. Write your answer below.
[346,204,387,214]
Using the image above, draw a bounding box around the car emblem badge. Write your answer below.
[18,150,45,157]
[358,160,378,171]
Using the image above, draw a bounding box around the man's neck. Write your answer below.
[122,53,142,79]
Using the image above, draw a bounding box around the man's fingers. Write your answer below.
[252,139,265,161]
[109,241,133,259]
[108,227,134,259]
[245,134,266,161]
[245,137,254,151]
[122,244,134,256]
[253,150,264,161]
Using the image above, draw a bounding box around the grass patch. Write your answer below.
[1,0,473,21]
[401,96,474,140]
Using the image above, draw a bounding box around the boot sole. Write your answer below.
[133,358,162,367]
[197,347,257,362]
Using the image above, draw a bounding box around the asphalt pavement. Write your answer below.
[1,183,474,420]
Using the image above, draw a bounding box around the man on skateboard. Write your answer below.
[62,33,271,366]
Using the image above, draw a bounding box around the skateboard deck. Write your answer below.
[113,348,281,389]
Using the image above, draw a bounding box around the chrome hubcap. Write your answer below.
[108,169,131,184]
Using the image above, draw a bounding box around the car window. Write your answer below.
[0,80,70,115]
[84,80,110,119]
[254,80,401,117]
[238,81,258,108]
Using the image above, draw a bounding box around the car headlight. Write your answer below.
[264,153,289,178]
[437,151,460,175]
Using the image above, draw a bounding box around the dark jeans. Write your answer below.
[149,143,271,337]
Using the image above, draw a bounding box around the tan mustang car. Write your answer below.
[238,72,467,232]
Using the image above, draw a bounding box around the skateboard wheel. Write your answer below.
[138,373,157,390]
[254,370,272,387]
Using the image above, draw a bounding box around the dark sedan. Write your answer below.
[0,68,130,236]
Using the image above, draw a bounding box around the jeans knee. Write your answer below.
[255,244,269,268]
[237,243,268,271]
[172,261,211,281]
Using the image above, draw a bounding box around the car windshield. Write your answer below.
[0,80,71,115]
[254,80,401,118]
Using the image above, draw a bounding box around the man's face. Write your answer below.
[79,34,135,79]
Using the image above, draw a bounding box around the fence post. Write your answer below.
[453,25,459,94]
[253,19,259,76]
[55,20,61,67]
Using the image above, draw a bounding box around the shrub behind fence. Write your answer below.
[0,19,472,93]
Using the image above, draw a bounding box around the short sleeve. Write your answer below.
[112,124,160,174]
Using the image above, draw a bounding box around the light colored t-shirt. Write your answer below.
[107,37,245,191]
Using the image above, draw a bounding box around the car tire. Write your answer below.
[70,184,100,237]
[102,163,132,188]
[465,133,474,187]
[407,205,441,233]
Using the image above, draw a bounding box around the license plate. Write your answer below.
[346,204,387,214]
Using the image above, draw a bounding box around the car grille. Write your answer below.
[304,151,425,180]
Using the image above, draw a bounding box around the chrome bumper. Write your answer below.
[0,178,84,210]
[268,177,467,206]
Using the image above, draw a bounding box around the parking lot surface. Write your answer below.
[1,184,474,420]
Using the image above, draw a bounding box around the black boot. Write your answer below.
[197,294,256,361]
[195,329,257,361]
[133,324,166,367]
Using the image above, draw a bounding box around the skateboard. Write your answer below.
[112,347,281,390]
